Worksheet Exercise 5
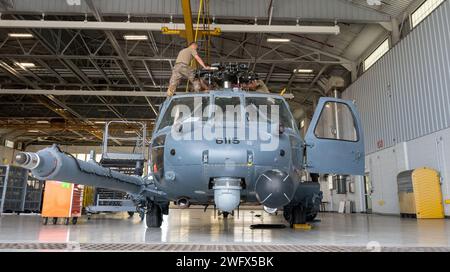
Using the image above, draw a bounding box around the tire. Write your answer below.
[222,212,229,219]
[72,217,78,225]
[146,204,163,228]
[139,211,145,221]
[127,212,135,217]
[43,217,48,225]
[65,218,70,225]
[52,217,58,225]
[285,206,307,227]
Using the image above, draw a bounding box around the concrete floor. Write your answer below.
[0,208,449,249]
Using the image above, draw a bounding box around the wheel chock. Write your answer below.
[293,223,312,230]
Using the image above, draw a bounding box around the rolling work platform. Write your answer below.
[85,121,147,218]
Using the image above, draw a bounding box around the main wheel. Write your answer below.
[127,211,135,217]
[72,217,78,225]
[284,205,307,227]
[43,217,48,225]
[222,212,229,219]
[146,204,163,228]
[52,217,58,225]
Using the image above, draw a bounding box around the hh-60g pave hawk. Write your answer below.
[15,63,364,228]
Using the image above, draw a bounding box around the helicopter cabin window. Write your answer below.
[245,97,295,130]
[158,96,210,130]
[151,135,166,174]
[314,102,358,142]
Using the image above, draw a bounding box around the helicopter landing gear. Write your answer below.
[138,210,145,221]
[145,203,163,228]
[284,204,319,228]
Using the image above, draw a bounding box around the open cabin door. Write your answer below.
[304,97,364,175]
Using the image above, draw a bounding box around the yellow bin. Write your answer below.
[412,167,445,219]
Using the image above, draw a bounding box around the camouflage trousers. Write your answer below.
[167,63,201,96]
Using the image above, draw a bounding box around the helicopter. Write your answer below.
[15,63,364,228]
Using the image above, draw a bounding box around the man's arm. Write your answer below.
[194,54,209,69]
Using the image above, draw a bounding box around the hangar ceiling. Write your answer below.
[0,0,423,146]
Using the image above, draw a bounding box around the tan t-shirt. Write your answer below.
[175,47,198,65]
[255,80,270,93]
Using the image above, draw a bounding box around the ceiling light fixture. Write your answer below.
[36,120,50,124]
[267,38,291,43]
[15,62,35,68]
[123,35,148,40]
[8,33,33,38]
[294,69,314,73]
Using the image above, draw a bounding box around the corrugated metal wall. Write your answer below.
[343,0,450,155]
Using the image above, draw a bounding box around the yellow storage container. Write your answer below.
[412,168,445,219]
[397,167,444,219]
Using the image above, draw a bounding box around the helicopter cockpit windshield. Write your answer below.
[156,94,297,133]
[158,96,210,130]
[245,97,296,130]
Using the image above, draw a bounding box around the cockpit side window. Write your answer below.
[245,97,295,130]
[158,97,210,130]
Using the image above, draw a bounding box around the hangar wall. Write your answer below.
[343,0,450,154]
[342,1,450,216]
[363,128,450,216]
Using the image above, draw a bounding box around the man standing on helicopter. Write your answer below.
[166,42,212,96]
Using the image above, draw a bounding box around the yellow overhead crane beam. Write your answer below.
[161,0,221,44]
[182,0,195,44]
[161,26,221,40]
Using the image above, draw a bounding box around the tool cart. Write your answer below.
[41,180,84,225]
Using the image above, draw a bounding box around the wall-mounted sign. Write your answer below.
[377,140,384,149]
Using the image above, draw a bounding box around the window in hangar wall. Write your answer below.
[411,0,445,28]
[364,38,389,71]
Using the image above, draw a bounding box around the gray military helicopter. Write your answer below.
[15,63,364,228]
